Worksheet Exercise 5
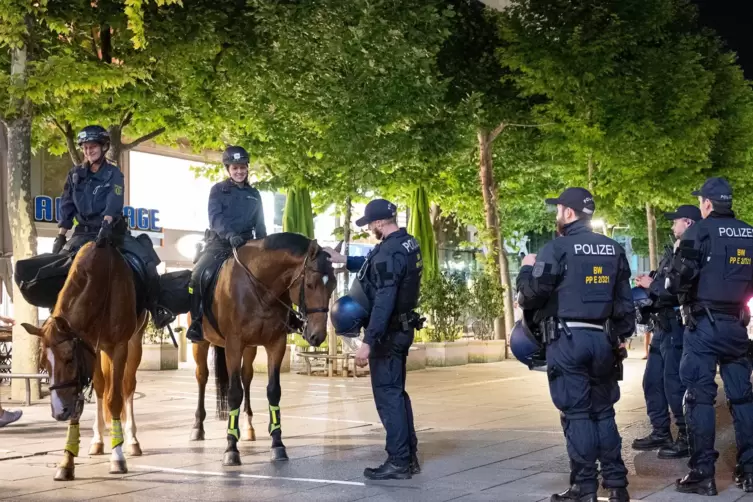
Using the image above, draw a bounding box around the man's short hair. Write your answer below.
[710,199,733,212]
[573,209,593,221]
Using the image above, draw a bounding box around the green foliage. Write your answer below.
[419,271,470,342]
[467,267,505,340]
[144,318,167,344]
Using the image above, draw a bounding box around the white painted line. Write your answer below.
[137,465,366,487]
[284,415,372,425]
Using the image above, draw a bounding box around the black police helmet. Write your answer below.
[632,286,653,325]
[510,313,546,370]
[222,146,250,168]
[330,295,369,338]
[77,125,110,147]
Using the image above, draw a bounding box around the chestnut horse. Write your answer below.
[190,233,335,466]
[23,241,148,480]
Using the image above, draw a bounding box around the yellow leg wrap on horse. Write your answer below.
[269,405,281,433]
[65,423,81,457]
[227,408,240,441]
[111,419,124,449]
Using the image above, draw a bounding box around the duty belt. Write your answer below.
[558,320,604,331]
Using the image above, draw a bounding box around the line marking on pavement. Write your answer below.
[284,415,372,424]
[137,465,366,486]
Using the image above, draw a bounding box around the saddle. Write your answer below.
[15,234,153,314]
[192,241,233,334]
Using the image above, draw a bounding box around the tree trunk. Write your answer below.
[107,124,123,166]
[342,197,352,291]
[646,202,658,271]
[478,129,514,341]
[7,44,40,400]
[62,122,82,165]
[587,153,594,191]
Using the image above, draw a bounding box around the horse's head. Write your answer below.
[22,317,95,422]
[288,240,336,347]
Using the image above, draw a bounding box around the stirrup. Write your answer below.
[151,306,176,329]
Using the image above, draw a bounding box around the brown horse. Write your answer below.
[190,233,335,466]
[22,241,148,480]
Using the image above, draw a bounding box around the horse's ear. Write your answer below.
[51,316,72,334]
[308,239,319,258]
[21,323,43,337]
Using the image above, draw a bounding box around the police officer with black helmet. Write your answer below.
[666,177,753,495]
[517,187,633,502]
[53,125,174,328]
[631,205,700,459]
[324,199,422,480]
[185,146,267,342]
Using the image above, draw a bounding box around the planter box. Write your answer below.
[406,343,426,372]
[425,340,468,367]
[468,340,506,363]
[139,344,179,371]
[252,344,291,373]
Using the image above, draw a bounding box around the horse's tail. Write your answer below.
[213,345,229,420]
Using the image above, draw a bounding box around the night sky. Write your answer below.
[693,0,753,78]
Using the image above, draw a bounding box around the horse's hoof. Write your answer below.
[222,451,242,466]
[127,443,142,457]
[271,446,289,462]
[190,428,205,441]
[54,466,75,481]
[109,460,128,474]
[89,442,105,455]
[243,427,256,442]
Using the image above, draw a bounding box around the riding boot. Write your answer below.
[146,267,174,329]
[607,488,630,502]
[185,292,204,343]
[735,465,753,493]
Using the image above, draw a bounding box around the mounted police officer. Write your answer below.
[52,125,173,328]
[632,205,700,459]
[665,177,753,495]
[517,187,633,502]
[325,199,422,480]
[185,146,267,342]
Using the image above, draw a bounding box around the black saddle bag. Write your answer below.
[158,270,192,315]
[14,252,75,309]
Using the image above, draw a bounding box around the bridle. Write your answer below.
[47,335,96,398]
[232,247,331,334]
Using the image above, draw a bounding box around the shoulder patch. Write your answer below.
[114,184,123,196]
[532,261,545,278]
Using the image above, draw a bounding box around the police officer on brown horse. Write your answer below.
[52,125,173,328]
[185,146,267,342]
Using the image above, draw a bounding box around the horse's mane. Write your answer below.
[262,233,311,256]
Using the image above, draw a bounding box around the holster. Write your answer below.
[605,319,626,381]
[389,311,425,332]
[681,304,698,331]
[741,308,751,328]
[541,318,559,344]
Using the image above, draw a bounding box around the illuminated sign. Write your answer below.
[34,196,162,232]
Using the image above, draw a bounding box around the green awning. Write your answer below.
[408,186,438,281]
[282,186,315,238]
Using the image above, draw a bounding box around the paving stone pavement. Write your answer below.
[2,352,753,501]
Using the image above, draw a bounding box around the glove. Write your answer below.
[229,234,245,249]
[96,221,113,248]
[52,234,67,254]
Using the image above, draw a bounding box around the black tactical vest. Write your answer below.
[544,224,625,321]
[693,216,753,309]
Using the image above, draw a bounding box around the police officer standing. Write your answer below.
[52,125,173,328]
[324,199,422,480]
[517,188,633,502]
[666,178,753,495]
[631,205,700,459]
[186,146,267,342]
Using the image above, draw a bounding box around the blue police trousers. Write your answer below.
[369,330,418,465]
[643,315,686,433]
[680,314,753,477]
[546,328,628,492]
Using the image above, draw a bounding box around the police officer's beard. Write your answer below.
[372,228,383,240]
[555,216,566,236]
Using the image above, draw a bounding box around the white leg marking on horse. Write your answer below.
[91,394,105,446]
[125,394,137,444]
[112,444,125,462]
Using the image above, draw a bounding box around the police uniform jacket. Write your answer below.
[516,219,635,341]
[58,160,124,231]
[208,179,267,241]
[667,210,753,313]
[345,228,422,346]
[648,250,680,310]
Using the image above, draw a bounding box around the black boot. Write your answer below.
[657,430,689,459]
[363,459,411,480]
[410,453,421,475]
[735,465,753,493]
[147,269,175,329]
[608,487,630,502]
[550,485,597,502]
[631,430,672,451]
[185,292,204,343]
[675,470,717,496]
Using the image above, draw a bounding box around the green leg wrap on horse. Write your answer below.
[227,408,241,441]
[111,419,124,449]
[65,423,81,457]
